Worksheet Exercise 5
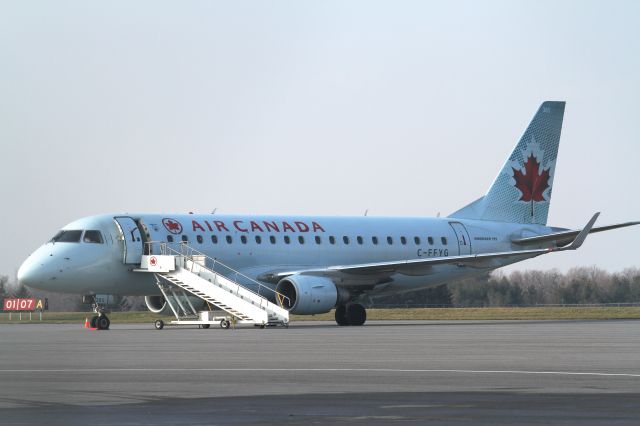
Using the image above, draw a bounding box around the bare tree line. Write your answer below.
[373,267,640,307]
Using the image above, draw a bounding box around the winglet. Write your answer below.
[560,212,600,251]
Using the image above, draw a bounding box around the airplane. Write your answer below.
[17,101,639,328]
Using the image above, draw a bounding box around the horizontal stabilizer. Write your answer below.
[512,220,640,247]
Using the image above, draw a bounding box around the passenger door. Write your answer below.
[113,216,143,264]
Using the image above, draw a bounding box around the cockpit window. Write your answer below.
[51,230,83,243]
[83,230,104,244]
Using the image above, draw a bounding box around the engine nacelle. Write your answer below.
[276,275,338,315]
[145,295,170,314]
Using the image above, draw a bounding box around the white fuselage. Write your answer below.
[18,213,554,299]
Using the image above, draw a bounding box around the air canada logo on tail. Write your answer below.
[512,153,550,202]
[510,139,553,217]
[162,218,183,234]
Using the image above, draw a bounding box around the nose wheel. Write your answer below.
[95,315,110,330]
[87,295,111,330]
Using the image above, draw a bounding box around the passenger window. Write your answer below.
[83,230,104,244]
[181,235,189,242]
[414,237,421,245]
[387,236,393,245]
[357,236,363,245]
[270,236,276,244]
[315,236,321,244]
[343,236,350,244]
[400,236,407,245]
[255,236,262,244]
[428,237,434,245]
[226,235,233,244]
[241,235,247,244]
[51,230,82,243]
[329,236,336,245]
[167,235,174,243]
[284,236,290,244]
[372,236,378,245]
[298,236,305,244]
[211,235,218,244]
[441,237,448,245]
[196,235,203,244]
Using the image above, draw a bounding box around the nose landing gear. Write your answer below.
[84,295,111,330]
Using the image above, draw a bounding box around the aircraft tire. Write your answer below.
[346,304,366,326]
[335,305,349,326]
[154,320,164,330]
[96,315,110,330]
[220,319,231,329]
[90,316,98,328]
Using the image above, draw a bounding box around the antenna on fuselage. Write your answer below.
[211,208,217,214]
[364,209,368,216]
[437,212,440,217]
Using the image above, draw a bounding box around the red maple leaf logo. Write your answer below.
[162,218,183,234]
[512,154,551,202]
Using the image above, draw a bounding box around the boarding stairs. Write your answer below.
[137,242,290,327]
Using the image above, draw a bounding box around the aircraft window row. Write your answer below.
[166,234,449,246]
[51,230,104,244]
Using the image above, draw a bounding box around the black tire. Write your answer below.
[220,319,230,329]
[202,324,211,329]
[335,305,349,326]
[346,304,366,326]
[154,320,164,330]
[96,316,110,330]
[90,316,98,328]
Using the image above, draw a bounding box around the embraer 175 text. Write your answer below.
[17,102,639,329]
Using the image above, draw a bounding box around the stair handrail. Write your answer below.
[145,241,291,310]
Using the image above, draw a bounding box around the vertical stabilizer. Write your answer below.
[449,101,565,225]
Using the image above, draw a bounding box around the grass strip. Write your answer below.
[1,307,639,324]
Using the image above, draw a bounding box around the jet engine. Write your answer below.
[276,275,341,315]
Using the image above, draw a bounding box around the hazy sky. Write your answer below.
[1,0,639,278]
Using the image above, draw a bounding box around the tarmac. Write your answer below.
[0,319,639,425]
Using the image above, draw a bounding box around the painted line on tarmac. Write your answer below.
[0,368,639,378]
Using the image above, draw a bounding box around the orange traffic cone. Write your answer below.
[84,317,90,328]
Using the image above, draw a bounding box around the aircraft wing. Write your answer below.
[511,221,640,247]
[326,247,551,275]
[262,213,600,282]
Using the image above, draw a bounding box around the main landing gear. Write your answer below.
[335,303,367,326]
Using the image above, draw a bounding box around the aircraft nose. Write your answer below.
[17,255,44,287]
[17,246,58,289]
